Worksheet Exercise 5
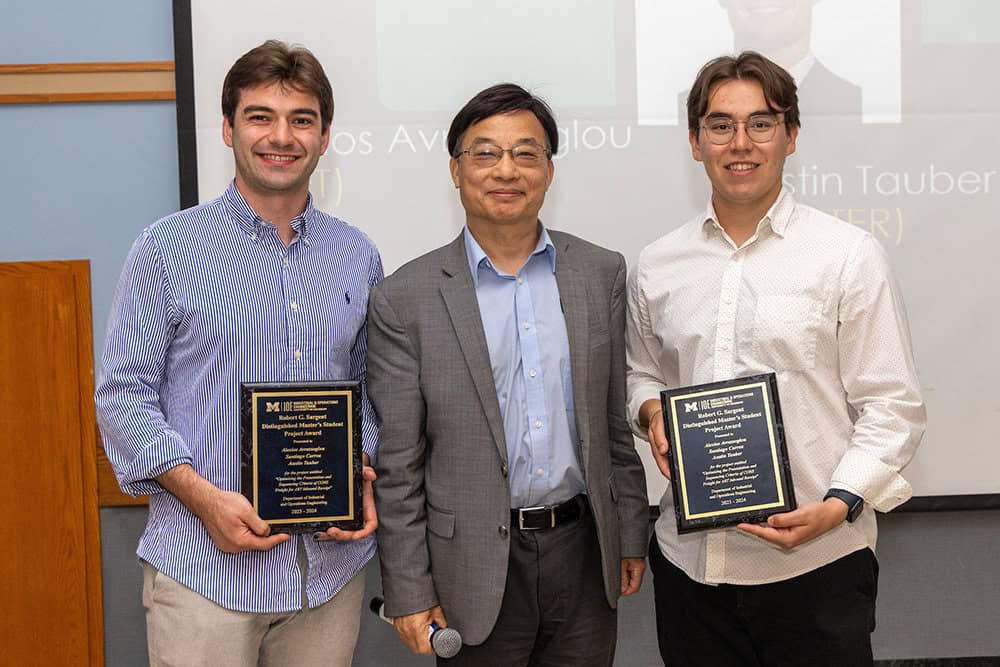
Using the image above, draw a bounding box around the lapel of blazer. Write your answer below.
[439,233,509,465]
[551,231,592,467]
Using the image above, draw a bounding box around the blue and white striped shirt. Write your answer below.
[96,181,383,613]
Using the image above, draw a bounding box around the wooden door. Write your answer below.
[0,260,104,665]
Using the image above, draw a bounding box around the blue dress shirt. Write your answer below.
[96,181,382,613]
[464,225,584,508]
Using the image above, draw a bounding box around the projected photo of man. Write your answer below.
[635,0,900,125]
[721,0,860,118]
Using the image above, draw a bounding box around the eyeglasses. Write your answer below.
[701,114,783,145]
[455,141,551,168]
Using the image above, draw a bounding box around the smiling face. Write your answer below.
[223,81,330,208]
[449,110,555,232]
[690,78,797,224]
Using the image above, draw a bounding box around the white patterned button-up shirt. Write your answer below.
[626,189,925,585]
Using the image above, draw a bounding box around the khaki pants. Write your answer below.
[142,561,366,667]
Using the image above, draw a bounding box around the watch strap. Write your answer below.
[824,489,864,522]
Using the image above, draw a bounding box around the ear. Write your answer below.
[689,129,703,163]
[545,156,555,189]
[449,156,460,189]
[222,115,234,148]
[320,124,331,155]
[785,125,798,157]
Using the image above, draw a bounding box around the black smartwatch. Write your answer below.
[824,489,864,523]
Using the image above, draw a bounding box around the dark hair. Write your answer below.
[447,83,559,157]
[687,51,800,135]
[222,40,334,132]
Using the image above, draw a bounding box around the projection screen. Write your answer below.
[175,0,1000,507]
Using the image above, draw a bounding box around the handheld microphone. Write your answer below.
[369,596,462,658]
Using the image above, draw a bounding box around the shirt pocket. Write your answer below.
[752,295,821,372]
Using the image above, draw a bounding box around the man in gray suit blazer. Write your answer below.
[368,84,649,665]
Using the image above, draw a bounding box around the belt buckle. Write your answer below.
[517,505,555,530]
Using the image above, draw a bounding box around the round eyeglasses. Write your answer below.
[701,114,783,145]
[455,142,552,168]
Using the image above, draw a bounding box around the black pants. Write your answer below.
[649,535,878,667]
[440,506,617,667]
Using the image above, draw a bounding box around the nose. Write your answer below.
[270,118,293,146]
[493,150,518,178]
[730,122,752,151]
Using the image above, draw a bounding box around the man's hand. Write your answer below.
[737,498,850,550]
[200,489,291,553]
[393,605,447,655]
[640,398,671,479]
[157,463,289,554]
[620,557,646,596]
[318,456,378,542]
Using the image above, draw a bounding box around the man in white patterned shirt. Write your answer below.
[626,51,925,665]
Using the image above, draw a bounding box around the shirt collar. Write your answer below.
[787,53,817,89]
[463,222,556,288]
[702,187,797,241]
[222,180,317,242]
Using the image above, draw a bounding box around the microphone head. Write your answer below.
[431,626,462,659]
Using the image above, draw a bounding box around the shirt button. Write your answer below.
[523,322,531,330]
[517,278,524,285]
[290,301,299,311]
[499,525,509,538]
[534,420,542,429]
[536,468,544,476]
[293,349,302,360]
[283,257,289,266]
[528,369,537,378]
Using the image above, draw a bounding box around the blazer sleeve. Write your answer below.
[367,284,439,617]
[608,255,651,557]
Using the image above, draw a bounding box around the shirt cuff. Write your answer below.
[113,433,193,496]
[831,448,912,512]
[627,383,667,440]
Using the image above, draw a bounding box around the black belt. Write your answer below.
[511,494,587,531]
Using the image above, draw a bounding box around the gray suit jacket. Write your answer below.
[368,230,648,645]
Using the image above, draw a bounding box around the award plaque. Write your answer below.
[660,373,795,533]
[240,382,363,534]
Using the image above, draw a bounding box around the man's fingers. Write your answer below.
[320,520,376,541]
[767,509,808,528]
[654,454,672,480]
[736,522,768,538]
[318,474,379,541]
[393,610,438,655]
[621,558,646,596]
[245,532,291,551]
[647,413,672,479]
[243,513,273,537]
[737,522,791,547]
[648,438,672,479]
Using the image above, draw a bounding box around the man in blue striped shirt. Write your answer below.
[96,41,382,667]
